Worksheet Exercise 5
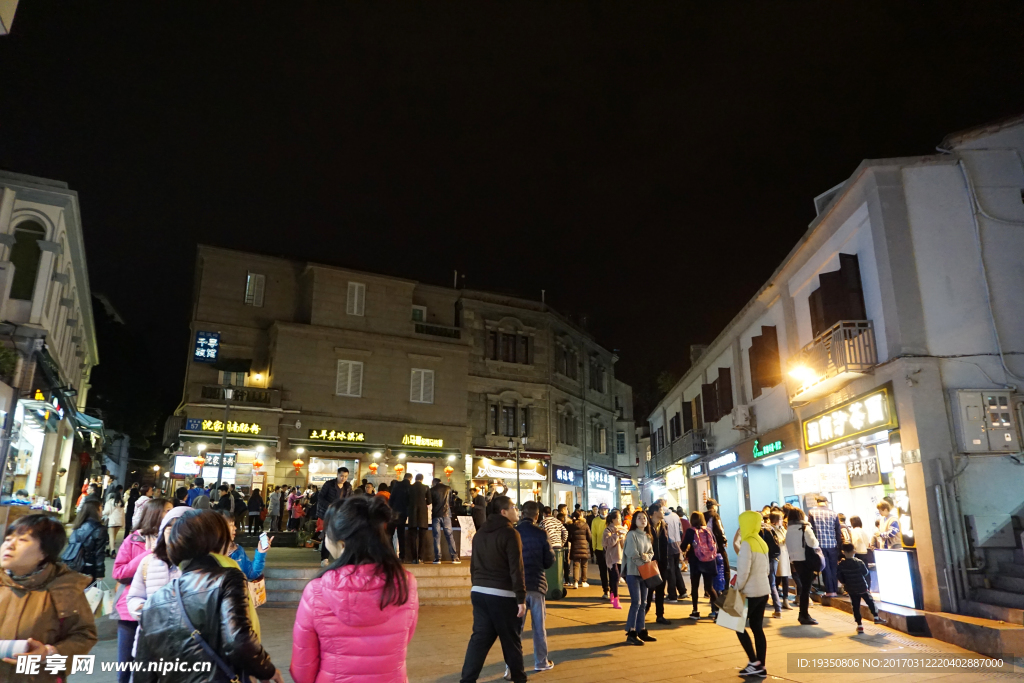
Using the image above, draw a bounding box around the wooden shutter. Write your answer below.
[422,370,434,403]
[346,282,365,316]
[717,367,734,416]
[410,369,423,402]
[349,362,363,396]
[245,272,265,307]
[808,254,865,337]
[749,334,764,400]
[682,404,694,433]
[702,383,719,423]
[839,253,867,320]
[693,397,703,430]
[761,325,781,388]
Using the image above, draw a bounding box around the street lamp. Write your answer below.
[215,386,235,489]
[508,436,528,507]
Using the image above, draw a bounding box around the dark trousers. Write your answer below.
[737,594,769,666]
[595,550,609,593]
[850,592,878,624]
[719,546,732,586]
[460,592,526,683]
[690,563,718,611]
[408,526,429,563]
[116,620,138,683]
[794,561,815,618]
[393,513,408,561]
[608,563,621,598]
[666,551,686,599]
[822,546,840,594]
[777,575,790,603]
[645,570,665,618]
[248,514,262,534]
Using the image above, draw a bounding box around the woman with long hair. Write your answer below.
[622,510,655,646]
[103,491,126,557]
[67,500,108,581]
[602,509,627,609]
[111,497,171,683]
[291,495,419,683]
[682,511,720,620]
[134,510,281,683]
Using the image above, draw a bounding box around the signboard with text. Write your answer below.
[803,384,898,450]
[552,465,582,487]
[193,331,220,363]
[588,468,612,491]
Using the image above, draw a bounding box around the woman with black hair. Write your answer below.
[67,499,110,580]
[291,495,419,683]
[0,515,98,680]
[134,510,281,683]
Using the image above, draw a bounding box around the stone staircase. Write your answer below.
[966,558,1024,625]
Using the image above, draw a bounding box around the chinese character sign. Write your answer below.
[199,420,261,435]
[308,429,366,442]
[803,386,897,450]
[193,331,220,363]
[845,447,882,488]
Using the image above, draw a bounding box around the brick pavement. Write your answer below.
[73,566,1019,682]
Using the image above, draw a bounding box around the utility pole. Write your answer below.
[215,387,234,489]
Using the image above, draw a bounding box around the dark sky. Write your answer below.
[1,2,1022,425]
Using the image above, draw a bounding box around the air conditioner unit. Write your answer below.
[951,390,1021,453]
[732,405,753,430]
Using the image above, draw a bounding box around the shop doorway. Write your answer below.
[714,473,743,564]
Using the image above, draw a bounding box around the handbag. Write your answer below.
[247,577,267,608]
[316,518,324,532]
[638,560,662,590]
[720,586,745,617]
[173,581,246,683]
[800,524,823,572]
[259,508,268,521]
[715,596,748,632]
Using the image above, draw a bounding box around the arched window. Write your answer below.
[9,221,46,301]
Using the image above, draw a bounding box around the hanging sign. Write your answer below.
[474,457,548,482]
[803,384,898,450]
[844,446,883,488]
[689,463,705,477]
[193,331,220,363]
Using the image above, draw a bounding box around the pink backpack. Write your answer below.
[694,527,718,562]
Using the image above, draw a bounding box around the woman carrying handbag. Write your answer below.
[622,510,656,646]
[733,510,771,678]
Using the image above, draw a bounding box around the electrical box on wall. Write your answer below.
[951,390,1021,453]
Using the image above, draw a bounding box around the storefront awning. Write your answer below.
[179,430,279,450]
[289,439,462,459]
[474,448,550,461]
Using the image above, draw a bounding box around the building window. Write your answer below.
[346,282,366,316]
[501,406,516,436]
[748,325,782,399]
[669,413,682,441]
[589,357,605,392]
[616,431,626,455]
[592,425,607,454]
[410,368,434,404]
[558,411,578,446]
[557,345,579,380]
[9,222,46,301]
[489,331,530,364]
[808,253,866,337]
[490,404,499,435]
[336,360,363,397]
[411,305,427,322]
[244,272,265,307]
[656,426,665,452]
[701,367,733,423]
[520,406,530,437]
[218,371,247,386]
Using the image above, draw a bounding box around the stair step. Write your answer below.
[1000,563,1024,579]
[266,589,306,603]
[264,567,320,579]
[265,578,312,591]
[992,575,1024,595]
[413,576,472,588]
[975,588,1024,610]
[418,587,471,599]
[961,600,1024,626]
[403,564,470,577]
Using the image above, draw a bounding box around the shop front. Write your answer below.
[689,462,710,512]
[741,422,801,511]
[619,478,636,508]
[552,464,582,510]
[177,415,280,493]
[587,466,615,509]
[664,465,686,509]
[472,453,549,505]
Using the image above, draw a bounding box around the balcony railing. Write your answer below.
[413,322,462,339]
[789,320,878,401]
[195,385,281,408]
[647,428,710,477]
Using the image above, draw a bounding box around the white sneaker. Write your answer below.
[534,660,555,672]
[452,557,462,563]
[504,666,511,681]
[739,662,766,677]
[619,577,626,585]
[580,582,590,588]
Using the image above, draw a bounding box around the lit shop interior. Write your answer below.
[472,451,549,505]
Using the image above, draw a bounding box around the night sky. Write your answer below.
[1,2,1022,436]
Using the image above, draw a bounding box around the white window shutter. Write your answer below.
[347,282,365,316]
[422,370,434,404]
[349,361,363,397]
[252,274,265,307]
[410,369,423,402]
[336,361,350,395]
[346,284,356,315]
[355,283,365,316]
[245,273,256,305]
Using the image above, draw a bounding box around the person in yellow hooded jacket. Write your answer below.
[733,510,770,678]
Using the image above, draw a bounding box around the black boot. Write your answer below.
[625,630,644,646]
[656,616,672,625]
[638,629,657,642]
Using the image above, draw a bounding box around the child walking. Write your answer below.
[837,543,885,633]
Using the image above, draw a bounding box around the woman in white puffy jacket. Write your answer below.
[125,507,194,653]
[103,493,126,558]
[733,510,771,677]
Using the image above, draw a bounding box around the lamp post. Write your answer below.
[508,435,527,507]
[215,386,234,489]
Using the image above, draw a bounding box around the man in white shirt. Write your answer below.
[657,499,688,601]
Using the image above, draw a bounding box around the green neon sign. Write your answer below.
[752,439,783,459]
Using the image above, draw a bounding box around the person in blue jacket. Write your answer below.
[218,509,272,579]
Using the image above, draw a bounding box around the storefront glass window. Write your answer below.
[5,403,47,500]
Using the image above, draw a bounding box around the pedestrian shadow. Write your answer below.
[776,625,834,638]
[846,633,893,647]
[427,645,618,683]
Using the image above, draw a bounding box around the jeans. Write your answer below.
[666,550,686,599]
[248,513,262,534]
[517,591,548,668]
[432,515,458,561]
[594,550,609,592]
[116,620,138,683]
[768,557,781,610]
[624,574,648,633]
[690,563,718,611]
[572,559,588,584]
[268,515,280,533]
[794,561,815,618]
[737,594,769,666]
[822,546,840,594]
[850,592,878,624]
[608,563,621,598]
[461,592,526,683]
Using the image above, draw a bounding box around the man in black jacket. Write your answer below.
[470,487,486,532]
[430,478,459,564]
[389,473,413,562]
[460,495,527,683]
[317,467,352,562]
[514,501,555,673]
[406,473,431,564]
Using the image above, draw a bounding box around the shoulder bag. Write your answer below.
[800,524,823,573]
[173,580,247,683]
[638,559,662,589]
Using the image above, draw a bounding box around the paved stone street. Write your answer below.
[73,558,1019,682]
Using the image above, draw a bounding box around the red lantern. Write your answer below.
[292,457,304,473]
[253,458,263,470]
[394,463,405,477]
[194,454,206,467]
[444,464,454,479]
[368,462,379,475]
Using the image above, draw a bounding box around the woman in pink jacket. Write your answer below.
[292,495,418,683]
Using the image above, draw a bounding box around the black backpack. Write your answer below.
[60,540,86,572]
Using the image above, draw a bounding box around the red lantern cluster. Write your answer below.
[292,457,304,473]
[394,463,405,477]
[368,462,379,475]
[444,464,455,479]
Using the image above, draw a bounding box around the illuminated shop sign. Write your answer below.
[197,420,262,434]
[802,385,898,450]
[752,439,783,459]
[588,468,612,491]
[203,453,237,468]
[475,457,548,482]
[708,452,737,471]
[308,429,366,442]
[553,465,582,487]
[402,434,444,448]
[689,463,705,477]
[665,466,685,490]
[193,331,220,363]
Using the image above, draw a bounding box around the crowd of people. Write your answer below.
[1,467,902,682]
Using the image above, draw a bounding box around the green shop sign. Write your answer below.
[752,439,783,459]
